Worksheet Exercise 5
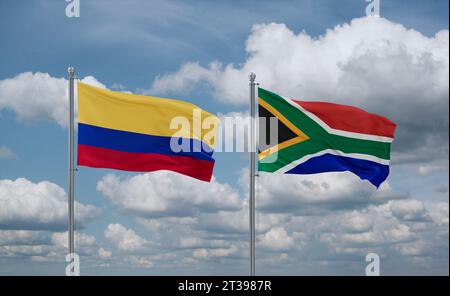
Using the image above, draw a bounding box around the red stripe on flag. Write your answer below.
[77,144,214,182]
[292,100,396,138]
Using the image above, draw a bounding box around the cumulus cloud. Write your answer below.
[98,247,112,259]
[95,170,248,264]
[395,239,429,257]
[150,17,449,166]
[136,196,447,273]
[1,16,443,274]
[0,178,100,230]
[195,207,287,236]
[0,245,50,257]
[228,165,446,272]
[0,72,105,128]
[418,164,449,176]
[104,223,149,252]
[0,230,50,246]
[93,168,449,273]
[0,230,98,261]
[90,161,447,273]
[389,200,431,222]
[427,202,449,227]
[51,231,96,250]
[97,172,241,218]
[260,227,294,251]
[272,200,449,274]
[151,62,222,95]
[252,170,405,214]
[126,255,155,268]
[152,17,448,108]
[193,246,238,259]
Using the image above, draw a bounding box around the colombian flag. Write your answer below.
[77,82,219,182]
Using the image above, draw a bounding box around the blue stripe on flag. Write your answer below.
[78,123,214,162]
[285,153,389,187]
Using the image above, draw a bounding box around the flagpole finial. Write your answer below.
[68,67,75,77]
[249,72,256,82]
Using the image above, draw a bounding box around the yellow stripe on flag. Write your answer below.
[77,82,219,147]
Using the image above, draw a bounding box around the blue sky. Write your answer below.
[0,0,448,275]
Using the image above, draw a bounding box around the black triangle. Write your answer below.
[259,103,298,152]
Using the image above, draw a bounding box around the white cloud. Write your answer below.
[338,211,373,233]
[0,146,16,159]
[151,17,448,106]
[383,224,414,242]
[0,245,49,257]
[233,192,447,273]
[98,247,112,259]
[91,165,446,273]
[126,255,155,268]
[89,162,446,274]
[196,207,287,236]
[260,227,294,250]
[314,201,442,253]
[0,230,97,260]
[193,246,237,258]
[79,76,106,89]
[138,216,197,232]
[322,221,412,248]
[0,178,101,230]
[418,164,449,176]
[253,170,403,214]
[97,172,241,218]
[179,237,206,249]
[0,16,443,274]
[0,72,105,128]
[389,200,431,222]
[0,72,67,127]
[427,202,449,227]
[51,232,96,249]
[150,17,449,165]
[125,252,177,269]
[0,230,50,246]
[104,223,148,252]
[150,61,222,95]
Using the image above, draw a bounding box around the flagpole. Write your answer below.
[68,67,76,276]
[249,73,256,276]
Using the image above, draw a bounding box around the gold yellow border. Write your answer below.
[258,98,309,161]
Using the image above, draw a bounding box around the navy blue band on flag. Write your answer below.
[78,123,214,162]
[285,153,389,187]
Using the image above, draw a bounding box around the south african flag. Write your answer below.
[258,88,396,187]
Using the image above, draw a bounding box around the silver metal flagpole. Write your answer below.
[68,67,76,276]
[249,73,257,276]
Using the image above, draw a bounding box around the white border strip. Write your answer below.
[275,149,391,174]
[279,95,394,143]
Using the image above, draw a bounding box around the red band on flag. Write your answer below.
[77,144,214,182]
[292,100,396,138]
